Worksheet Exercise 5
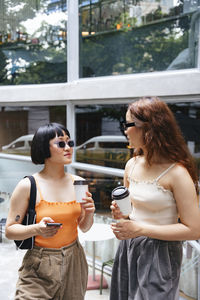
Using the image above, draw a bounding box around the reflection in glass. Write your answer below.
[1,134,33,156]
[75,104,131,169]
[79,0,200,77]
[75,102,200,177]
[0,0,67,85]
[76,168,123,212]
[168,102,200,177]
[0,105,66,154]
[75,135,130,169]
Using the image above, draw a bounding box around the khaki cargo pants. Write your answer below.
[15,240,88,300]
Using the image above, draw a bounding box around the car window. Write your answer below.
[99,142,128,149]
[81,142,95,150]
[10,141,24,148]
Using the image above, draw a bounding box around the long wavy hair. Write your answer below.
[128,97,199,194]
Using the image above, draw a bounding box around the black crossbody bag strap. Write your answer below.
[24,175,37,213]
[14,175,37,249]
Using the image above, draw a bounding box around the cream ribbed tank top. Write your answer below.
[129,163,178,225]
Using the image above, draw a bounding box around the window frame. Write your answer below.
[0,0,200,177]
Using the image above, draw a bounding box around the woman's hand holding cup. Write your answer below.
[74,180,89,203]
[110,200,124,220]
[111,186,132,220]
[73,180,95,215]
[81,191,95,215]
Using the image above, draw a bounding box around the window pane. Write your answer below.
[168,101,200,177]
[75,104,131,169]
[76,168,123,214]
[79,0,200,78]
[75,101,200,212]
[0,0,67,85]
[99,141,128,148]
[0,105,67,220]
[75,101,200,172]
[0,105,66,156]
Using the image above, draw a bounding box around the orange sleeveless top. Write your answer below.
[34,179,81,249]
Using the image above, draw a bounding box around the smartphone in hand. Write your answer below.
[46,222,62,227]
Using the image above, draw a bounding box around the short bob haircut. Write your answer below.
[31,123,70,164]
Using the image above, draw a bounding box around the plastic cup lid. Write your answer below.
[73,180,89,185]
[111,186,129,200]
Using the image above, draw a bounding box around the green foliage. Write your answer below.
[81,16,190,77]
[0,0,67,85]
[0,1,195,84]
[14,60,67,84]
[0,50,8,84]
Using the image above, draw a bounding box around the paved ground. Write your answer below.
[0,240,194,300]
[0,242,23,300]
[0,241,110,300]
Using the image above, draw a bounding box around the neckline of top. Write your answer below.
[130,178,173,195]
[34,173,75,203]
[36,199,77,207]
[129,162,176,183]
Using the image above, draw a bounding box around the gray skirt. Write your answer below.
[110,237,182,300]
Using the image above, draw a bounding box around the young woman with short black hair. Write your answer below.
[6,122,95,300]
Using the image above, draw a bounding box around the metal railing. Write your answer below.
[183,240,200,299]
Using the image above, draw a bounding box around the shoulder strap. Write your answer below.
[34,177,44,200]
[155,163,176,182]
[129,158,137,180]
[24,176,37,212]
[69,174,75,183]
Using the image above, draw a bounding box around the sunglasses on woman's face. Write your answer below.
[120,121,136,131]
[54,140,74,148]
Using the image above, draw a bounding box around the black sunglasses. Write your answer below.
[120,121,136,131]
[54,140,74,148]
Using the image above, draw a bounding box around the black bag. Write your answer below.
[14,176,37,250]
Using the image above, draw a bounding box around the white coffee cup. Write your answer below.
[74,180,89,203]
[111,186,132,215]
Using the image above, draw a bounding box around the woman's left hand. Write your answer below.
[81,191,95,215]
[111,220,141,240]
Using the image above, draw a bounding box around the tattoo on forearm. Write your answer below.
[15,215,20,222]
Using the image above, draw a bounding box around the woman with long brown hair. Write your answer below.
[110,97,200,300]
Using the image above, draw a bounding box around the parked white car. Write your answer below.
[1,134,34,156]
[75,135,131,168]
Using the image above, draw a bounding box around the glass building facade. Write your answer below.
[79,0,200,77]
[0,0,200,213]
[0,0,200,84]
[0,3,200,299]
[0,0,67,84]
[1,101,199,212]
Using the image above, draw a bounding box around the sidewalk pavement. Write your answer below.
[0,241,191,300]
[0,241,110,300]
